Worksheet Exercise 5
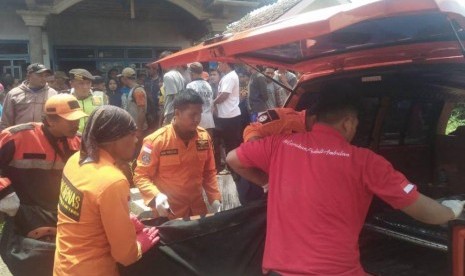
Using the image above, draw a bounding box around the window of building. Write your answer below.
[56,48,95,59]
[0,41,29,79]
[127,48,153,59]
[0,43,28,55]
[98,49,125,58]
[128,62,148,75]
[55,46,179,77]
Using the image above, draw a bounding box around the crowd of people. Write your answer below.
[0,52,464,276]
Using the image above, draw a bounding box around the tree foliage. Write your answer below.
[446,103,465,134]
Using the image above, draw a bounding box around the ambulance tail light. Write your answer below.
[450,223,465,276]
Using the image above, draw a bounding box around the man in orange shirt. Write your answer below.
[238,107,317,204]
[134,89,221,219]
[54,106,159,276]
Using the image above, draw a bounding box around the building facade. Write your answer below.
[0,0,263,79]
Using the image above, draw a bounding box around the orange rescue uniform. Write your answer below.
[134,124,221,219]
[0,123,80,212]
[54,150,140,276]
[243,108,307,142]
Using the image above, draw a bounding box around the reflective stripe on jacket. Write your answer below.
[0,123,80,211]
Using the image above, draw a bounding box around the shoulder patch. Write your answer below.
[257,109,280,124]
[140,144,153,165]
[196,139,210,151]
[267,109,280,120]
[91,95,103,106]
[196,126,207,132]
[7,123,35,134]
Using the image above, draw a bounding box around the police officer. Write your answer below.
[134,89,221,219]
[67,68,105,132]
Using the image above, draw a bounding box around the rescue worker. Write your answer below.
[54,106,159,276]
[0,93,86,221]
[67,68,104,132]
[0,63,57,130]
[134,89,221,219]
[237,107,317,204]
[226,90,465,276]
[0,94,87,275]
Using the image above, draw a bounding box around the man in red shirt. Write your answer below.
[227,92,464,275]
[237,107,317,205]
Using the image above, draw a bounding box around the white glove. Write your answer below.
[441,200,465,218]
[211,200,221,213]
[155,193,170,217]
[0,192,20,217]
[262,184,269,193]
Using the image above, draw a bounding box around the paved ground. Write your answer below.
[0,259,11,276]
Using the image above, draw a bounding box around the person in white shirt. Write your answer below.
[212,62,242,173]
[159,51,185,126]
[186,62,215,136]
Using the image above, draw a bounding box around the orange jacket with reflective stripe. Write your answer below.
[134,124,221,219]
[0,123,80,212]
[243,108,307,142]
[54,150,140,276]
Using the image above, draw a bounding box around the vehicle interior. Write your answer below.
[289,62,465,262]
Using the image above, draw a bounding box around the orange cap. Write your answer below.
[44,94,88,121]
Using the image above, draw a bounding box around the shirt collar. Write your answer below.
[312,123,347,142]
[71,88,93,99]
[169,124,199,141]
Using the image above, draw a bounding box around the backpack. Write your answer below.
[130,85,158,129]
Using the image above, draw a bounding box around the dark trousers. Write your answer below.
[214,115,243,170]
[212,128,224,171]
[214,115,243,155]
[236,178,265,205]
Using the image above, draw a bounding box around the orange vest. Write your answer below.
[0,123,80,212]
[134,124,221,219]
